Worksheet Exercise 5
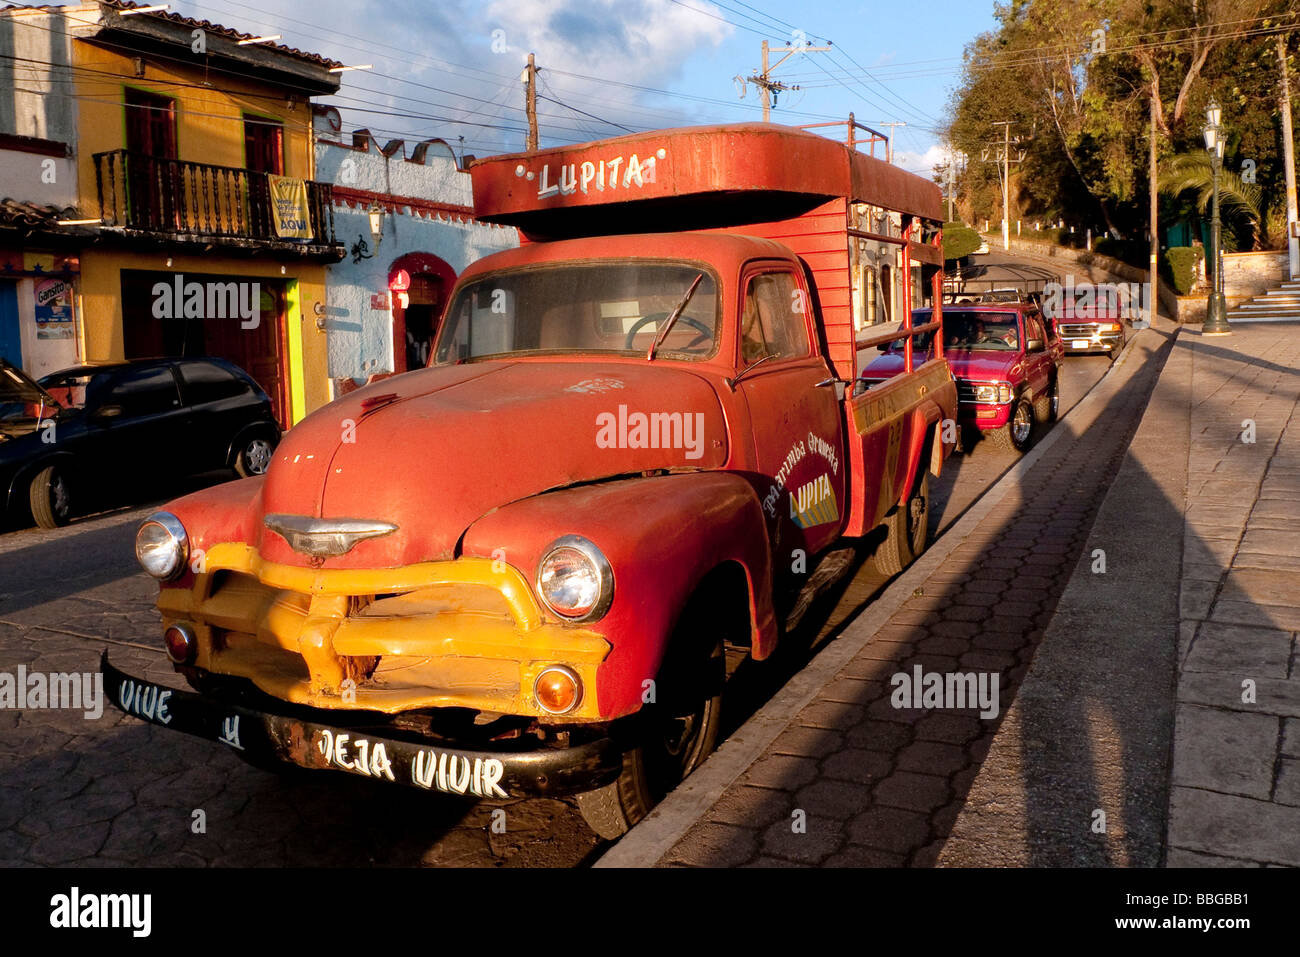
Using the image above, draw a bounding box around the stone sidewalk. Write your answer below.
[1164,323,1300,866]
[600,320,1178,867]
[601,319,1300,868]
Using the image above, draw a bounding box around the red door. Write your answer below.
[124,88,177,230]
[734,264,847,577]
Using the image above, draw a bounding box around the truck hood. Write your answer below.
[254,360,728,568]
[861,349,1021,384]
[944,349,1021,381]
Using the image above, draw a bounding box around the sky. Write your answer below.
[167,0,1002,177]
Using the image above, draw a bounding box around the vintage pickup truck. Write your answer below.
[104,123,957,838]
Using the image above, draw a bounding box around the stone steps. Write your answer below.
[1226,277,1300,322]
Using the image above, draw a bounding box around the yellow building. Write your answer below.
[3,1,346,425]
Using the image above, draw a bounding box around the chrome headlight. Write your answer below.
[135,512,189,581]
[536,535,613,621]
[974,382,1013,404]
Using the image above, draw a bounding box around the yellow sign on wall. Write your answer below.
[268,175,313,240]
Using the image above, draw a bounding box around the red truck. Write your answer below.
[861,301,1063,453]
[104,123,957,838]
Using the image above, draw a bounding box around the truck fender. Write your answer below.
[897,402,943,508]
[461,471,777,720]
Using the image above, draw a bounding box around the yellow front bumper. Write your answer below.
[159,543,610,720]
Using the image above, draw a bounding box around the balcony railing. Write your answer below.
[93,149,340,252]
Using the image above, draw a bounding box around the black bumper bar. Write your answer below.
[101,652,623,799]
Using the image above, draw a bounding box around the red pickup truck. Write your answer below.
[861,302,1062,453]
[103,123,957,838]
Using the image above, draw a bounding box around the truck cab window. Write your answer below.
[741,271,809,365]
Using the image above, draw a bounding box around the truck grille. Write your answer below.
[956,379,979,403]
[1059,323,1102,338]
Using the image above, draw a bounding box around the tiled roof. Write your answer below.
[105,0,344,68]
[2,2,345,69]
[0,198,76,228]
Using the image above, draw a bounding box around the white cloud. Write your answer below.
[891,143,947,176]
[484,0,732,85]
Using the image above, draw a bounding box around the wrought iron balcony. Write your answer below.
[93,150,343,258]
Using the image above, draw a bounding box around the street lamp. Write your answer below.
[1202,99,1231,335]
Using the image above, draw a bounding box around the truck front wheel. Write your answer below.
[576,604,725,840]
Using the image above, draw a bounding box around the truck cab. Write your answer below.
[104,123,957,839]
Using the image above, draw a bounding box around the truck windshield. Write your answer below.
[943,311,1020,351]
[434,263,720,364]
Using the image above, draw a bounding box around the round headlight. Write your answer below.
[536,535,613,621]
[136,512,188,581]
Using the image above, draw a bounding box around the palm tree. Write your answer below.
[1158,153,1266,249]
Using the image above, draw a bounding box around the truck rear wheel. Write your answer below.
[872,466,930,577]
[576,605,725,840]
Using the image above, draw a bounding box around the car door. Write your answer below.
[176,359,255,471]
[734,263,846,578]
[1022,313,1053,395]
[87,363,189,481]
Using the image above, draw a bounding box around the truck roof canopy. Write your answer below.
[470,123,942,240]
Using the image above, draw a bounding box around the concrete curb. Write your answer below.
[595,329,1153,868]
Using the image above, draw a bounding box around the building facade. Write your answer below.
[313,109,517,392]
[1,1,346,425]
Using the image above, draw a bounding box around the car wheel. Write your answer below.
[29,465,72,529]
[575,603,725,840]
[234,435,276,477]
[873,465,930,577]
[990,397,1035,454]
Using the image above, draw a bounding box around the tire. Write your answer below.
[1034,377,1059,424]
[28,465,72,529]
[989,396,1035,454]
[576,605,726,840]
[873,464,931,577]
[234,433,276,477]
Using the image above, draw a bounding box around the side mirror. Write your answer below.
[1026,338,1044,353]
[91,404,123,423]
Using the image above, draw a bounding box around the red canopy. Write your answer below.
[469,123,942,240]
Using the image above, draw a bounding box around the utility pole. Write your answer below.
[1279,33,1298,280]
[750,39,830,122]
[937,150,965,222]
[522,52,539,152]
[877,121,906,164]
[985,121,1025,252]
[1147,87,1159,326]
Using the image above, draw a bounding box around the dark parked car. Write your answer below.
[0,357,280,529]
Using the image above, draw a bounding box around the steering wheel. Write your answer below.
[623,312,713,352]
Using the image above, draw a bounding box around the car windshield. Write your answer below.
[36,371,114,411]
[0,363,55,420]
[434,263,720,364]
[944,311,1020,351]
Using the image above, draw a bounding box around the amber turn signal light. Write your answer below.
[534,665,581,715]
[164,623,197,664]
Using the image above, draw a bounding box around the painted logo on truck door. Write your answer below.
[789,473,840,528]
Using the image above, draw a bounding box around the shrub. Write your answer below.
[942,222,982,261]
[1165,246,1204,295]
